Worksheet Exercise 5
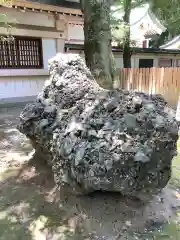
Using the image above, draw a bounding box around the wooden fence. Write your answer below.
[116,67,180,108]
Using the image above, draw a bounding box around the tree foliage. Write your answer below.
[0,0,15,41]
[111,0,148,67]
[122,0,131,68]
[151,0,180,37]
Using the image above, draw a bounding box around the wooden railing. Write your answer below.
[115,68,180,108]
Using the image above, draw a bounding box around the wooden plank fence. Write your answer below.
[116,68,180,108]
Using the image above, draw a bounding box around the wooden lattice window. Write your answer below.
[0,36,43,69]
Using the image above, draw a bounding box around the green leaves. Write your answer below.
[151,0,180,36]
[0,0,18,41]
[0,0,12,7]
[0,13,17,41]
[0,13,8,23]
[0,13,11,37]
[110,0,135,46]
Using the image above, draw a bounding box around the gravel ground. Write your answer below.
[0,105,33,175]
[0,104,180,240]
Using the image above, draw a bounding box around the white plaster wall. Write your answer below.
[42,39,57,69]
[68,25,84,41]
[131,25,145,43]
[57,39,65,53]
[0,76,46,99]
[131,55,137,68]
[114,55,123,69]
[131,13,148,40]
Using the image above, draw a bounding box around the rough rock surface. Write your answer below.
[18,53,179,201]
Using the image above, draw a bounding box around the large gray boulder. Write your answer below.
[18,53,179,201]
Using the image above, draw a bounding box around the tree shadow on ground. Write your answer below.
[1,152,179,240]
[0,106,87,239]
[0,156,88,240]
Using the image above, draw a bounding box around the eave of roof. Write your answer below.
[160,36,180,49]
[111,4,165,39]
[147,8,166,33]
[2,0,82,16]
[65,43,180,55]
[29,0,81,9]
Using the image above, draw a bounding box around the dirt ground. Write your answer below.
[0,104,180,240]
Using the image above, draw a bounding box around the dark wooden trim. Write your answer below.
[39,38,44,69]
[65,43,180,55]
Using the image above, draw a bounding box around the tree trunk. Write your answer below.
[80,0,114,89]
[123,0,132,68]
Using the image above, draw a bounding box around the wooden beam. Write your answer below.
[0,22,63,33]
[0,26,64,38]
